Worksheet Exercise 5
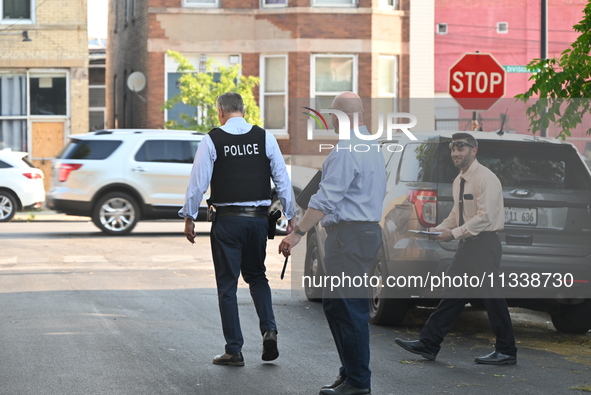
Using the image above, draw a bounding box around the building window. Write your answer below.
[89,65,106,131]
[0,72,68,152]
[0,75,27,151]
[1,0,34,23]
[311,54,357,114]
[378,56,398,97]
[436,23,447,34]
[165,53,241,126]
[377,55,398,116]
[312,0,356,6]
[125,0,135,23]
[260,55,288,133]
[262,0,287,6]
[497,22,508,33]
[183,0,218,7]
[379,0,397,7]
[89,87,106,130]
[30,76,67,116]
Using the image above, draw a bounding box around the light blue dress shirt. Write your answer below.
[308,125,386,227]
[178,117,296,220]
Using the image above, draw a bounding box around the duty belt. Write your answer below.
[216,205,270,219]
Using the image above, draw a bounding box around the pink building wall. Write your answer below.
[435,0,585,97]
[435,0,589,152]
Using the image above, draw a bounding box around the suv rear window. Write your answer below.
[399,140,591,190]
[59,139,122,160]
[134,140,199,164]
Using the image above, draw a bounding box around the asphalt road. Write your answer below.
[1,219,590,394]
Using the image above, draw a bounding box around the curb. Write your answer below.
[12,211,89,222]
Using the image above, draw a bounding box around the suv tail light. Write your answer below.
[407,189,437,227]
[23,172,43,179]
[59,164,83,182]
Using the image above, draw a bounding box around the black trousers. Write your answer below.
[210,215,276,355]
[419,232,517,357]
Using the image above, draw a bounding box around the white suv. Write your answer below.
[46,129,207,235]
[0,149,45,222]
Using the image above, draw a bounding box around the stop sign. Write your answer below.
[449,53,506,111]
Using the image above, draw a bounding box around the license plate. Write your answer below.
[505,207,537,226]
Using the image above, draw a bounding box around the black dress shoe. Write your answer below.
[394,338,437,360]
[322,375,346,389]
[319,382,371,395]
[262,330,279,361]
[212,352,244,366]
[474,351,517,365]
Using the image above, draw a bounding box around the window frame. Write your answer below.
[310,53,358,102]
[436,23,448,35]
[378,0,397,8]
[164,53,242,125]
[311,0,357,7]
[183,0,219,8]
[261,0,288,7]
[310,54,358,137]
[1,0,35,24]
[497,22,508,34]
[29,72,69,118]
[260,54,288,136]
[125,0,136,24]
[378,55,398,98]
[0,70,69,153]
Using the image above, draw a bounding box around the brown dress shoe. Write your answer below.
[212,352,244,366]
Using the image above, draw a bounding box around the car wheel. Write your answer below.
[550,299,591,334]
[271,189,302,235]
[304,231,323,302]
[0,190,18,222]
[92,192,140,235]
[369,251,408,326]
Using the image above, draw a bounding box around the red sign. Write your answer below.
[449,53,506,111]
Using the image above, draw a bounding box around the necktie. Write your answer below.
[459,177,466,226]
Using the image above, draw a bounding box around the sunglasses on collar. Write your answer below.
[449,141,475,149]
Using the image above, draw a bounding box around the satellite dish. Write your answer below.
[127,71,146,92]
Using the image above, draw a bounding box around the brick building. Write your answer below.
[107,0,435,160]
[0,0,89,189]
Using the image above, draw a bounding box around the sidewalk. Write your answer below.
[13,209,88,222]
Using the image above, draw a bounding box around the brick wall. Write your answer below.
[0,0,89,136]
[107,0,150,129]
[108,0,411,138]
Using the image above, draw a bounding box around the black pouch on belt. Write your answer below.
[268,209,282,239]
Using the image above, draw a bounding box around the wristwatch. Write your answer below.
[294,225,306,236]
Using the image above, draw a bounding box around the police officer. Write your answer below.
[279,92,386,395]
[180,92,297,366]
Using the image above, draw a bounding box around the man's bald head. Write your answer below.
[331,91,364,133]
[332,91,364,115]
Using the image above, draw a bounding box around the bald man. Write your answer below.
[279,92,386,395]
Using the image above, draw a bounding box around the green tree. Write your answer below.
[516,1,591,139]
[162,50,261,132]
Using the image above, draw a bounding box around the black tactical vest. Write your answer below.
[208,125,272,204]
